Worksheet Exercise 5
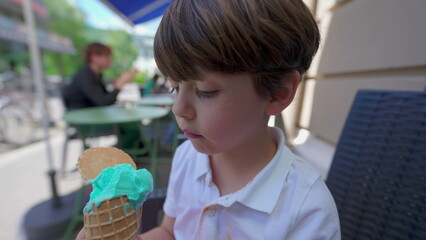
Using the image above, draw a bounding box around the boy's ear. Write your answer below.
[266,70,300,115]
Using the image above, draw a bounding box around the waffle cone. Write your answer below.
[83,196,142,240]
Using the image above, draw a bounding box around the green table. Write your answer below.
[130,94,175,106]
[127,95,181,152]
[62,106,169,239]
[64,106,169,180]
[64,105,169,125]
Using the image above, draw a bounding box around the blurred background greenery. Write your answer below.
[0,0,149,84]
[42,0,140,81]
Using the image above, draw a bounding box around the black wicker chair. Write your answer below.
[326,90,426,240]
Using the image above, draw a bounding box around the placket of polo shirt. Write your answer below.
[198,194,238,238]
[198,204,220,239]
[206,205,217,216]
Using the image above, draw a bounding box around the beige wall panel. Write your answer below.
[281,81,305,140]
[308,76,425,144]
[302,0,315,10]
[317,0,426,75]
[315,0,339,18]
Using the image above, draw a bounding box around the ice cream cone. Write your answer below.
[84,195,142,240]
[77,147,153,240]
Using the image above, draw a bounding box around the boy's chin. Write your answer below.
[190,140,217,155]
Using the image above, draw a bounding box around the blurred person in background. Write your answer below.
[65,42,141,149]
[143,73,170,95]
[143,73,160,96]
[67,42,136,109]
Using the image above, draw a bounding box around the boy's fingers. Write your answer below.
[75,227,86,240]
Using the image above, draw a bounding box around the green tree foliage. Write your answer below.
[85,28,138,80]
[42,0,89,79]
[42,0,139,82]
[0,43,29,74]
[106,30,138,79]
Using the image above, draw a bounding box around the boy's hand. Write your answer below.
[75,227,85,240]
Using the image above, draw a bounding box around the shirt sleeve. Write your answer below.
[163,175,177,218]
[287,179,341,240]
[76,72,119,106]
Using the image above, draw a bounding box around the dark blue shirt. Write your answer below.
[66,66,119,110]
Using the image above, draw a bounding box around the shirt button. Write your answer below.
[207,206,217,216]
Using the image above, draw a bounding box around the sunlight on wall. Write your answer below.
[268,115,276,127]
[308,0,339,77]
[291,129,311,145]
[299,80,316,129]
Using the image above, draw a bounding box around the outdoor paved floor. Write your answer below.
[0,86,174,239]
[0,129,90,240]
[0,128,173,240]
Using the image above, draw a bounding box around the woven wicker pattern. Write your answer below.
[326,90,426,240]
[84,196,141,240]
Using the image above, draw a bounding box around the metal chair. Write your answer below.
[326,90,426,240]
[59,83,78,176]
[58,83,116,176]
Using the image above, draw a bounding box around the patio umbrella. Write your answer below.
[100,0,172,25]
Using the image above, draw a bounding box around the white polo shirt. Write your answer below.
[164,127,340,240]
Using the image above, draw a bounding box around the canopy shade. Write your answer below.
[100,0,172,25]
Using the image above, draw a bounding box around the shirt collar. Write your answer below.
[235,127,292,214]
[193,127,293,214]
[194,149,210,181]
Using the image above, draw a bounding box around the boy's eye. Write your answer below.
[170,87,179,94]
[195,88,219,99]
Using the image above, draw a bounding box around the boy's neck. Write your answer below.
[209,127,277,196]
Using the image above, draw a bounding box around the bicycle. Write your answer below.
[0,73,41,147]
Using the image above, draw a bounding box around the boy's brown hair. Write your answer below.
[84,42,112,65]
[154,0,320,99]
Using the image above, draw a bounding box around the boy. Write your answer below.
[77,0,340,239]
[143,0,340,239]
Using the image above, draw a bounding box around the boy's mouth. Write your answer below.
[183,129,202,139]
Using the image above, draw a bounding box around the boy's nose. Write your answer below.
[172,93,195,120]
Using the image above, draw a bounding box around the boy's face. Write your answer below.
[170,72,271,155]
